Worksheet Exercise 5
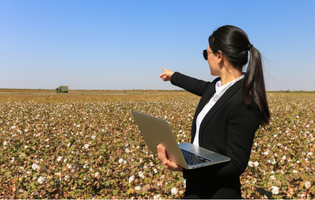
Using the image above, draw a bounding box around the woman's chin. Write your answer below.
[210,71,218,76]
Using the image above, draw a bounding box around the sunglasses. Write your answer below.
[203,50,207,60]
[203,49,213,60]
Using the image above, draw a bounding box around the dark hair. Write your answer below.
[208,25,270,126]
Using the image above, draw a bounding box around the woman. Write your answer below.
[157,25,270,199]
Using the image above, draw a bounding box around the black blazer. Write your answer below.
[171,72,262,197]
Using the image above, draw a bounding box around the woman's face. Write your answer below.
[207,46,220,76]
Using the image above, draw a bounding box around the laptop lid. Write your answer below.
[131,110,231,169]
[131,110,188,169]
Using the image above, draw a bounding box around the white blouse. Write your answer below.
[192,75,244,146]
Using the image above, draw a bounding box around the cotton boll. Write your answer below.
[305,181,311,189]
[64,175,70,181]
[271,186,279,195]
[153,194,162,200]
[37,176,46,184]
[129,175,135,183]
[171,187,178,195]
[135,185,141,191]
[253,161,259,167]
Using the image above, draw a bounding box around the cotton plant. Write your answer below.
[1,92,315,199]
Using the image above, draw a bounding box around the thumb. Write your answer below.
[159,68,168,78]
[164,160,179,170]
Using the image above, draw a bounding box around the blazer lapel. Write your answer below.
[198,79,242,145]
[190,78,219,143]
[195,77,221,115]
[195,86,215,115]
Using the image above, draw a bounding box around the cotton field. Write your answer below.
[0,89,314,199]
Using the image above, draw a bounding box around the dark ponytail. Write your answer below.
[209,25,270,126]
[243,46,270,126]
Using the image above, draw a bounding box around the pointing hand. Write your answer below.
[158,68,174,81]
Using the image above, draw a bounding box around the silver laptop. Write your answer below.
[131,110,230,170]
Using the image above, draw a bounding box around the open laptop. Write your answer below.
[131,110,230,170]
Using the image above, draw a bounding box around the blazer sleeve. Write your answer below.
[183,99,261,179]
[170,72,213,97]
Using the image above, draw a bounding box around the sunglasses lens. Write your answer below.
[203,50,208,60]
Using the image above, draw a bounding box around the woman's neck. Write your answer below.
[219,66,242,86]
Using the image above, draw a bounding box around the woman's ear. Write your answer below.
[217,50,224,63]
[217,50,222,57]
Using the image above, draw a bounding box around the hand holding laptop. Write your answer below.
[157,144,183,172]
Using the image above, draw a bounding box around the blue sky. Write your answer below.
[1,0,315,91]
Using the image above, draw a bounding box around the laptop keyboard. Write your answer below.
[180,149,212,165]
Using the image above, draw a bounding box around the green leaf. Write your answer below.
[112,189,119,195]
